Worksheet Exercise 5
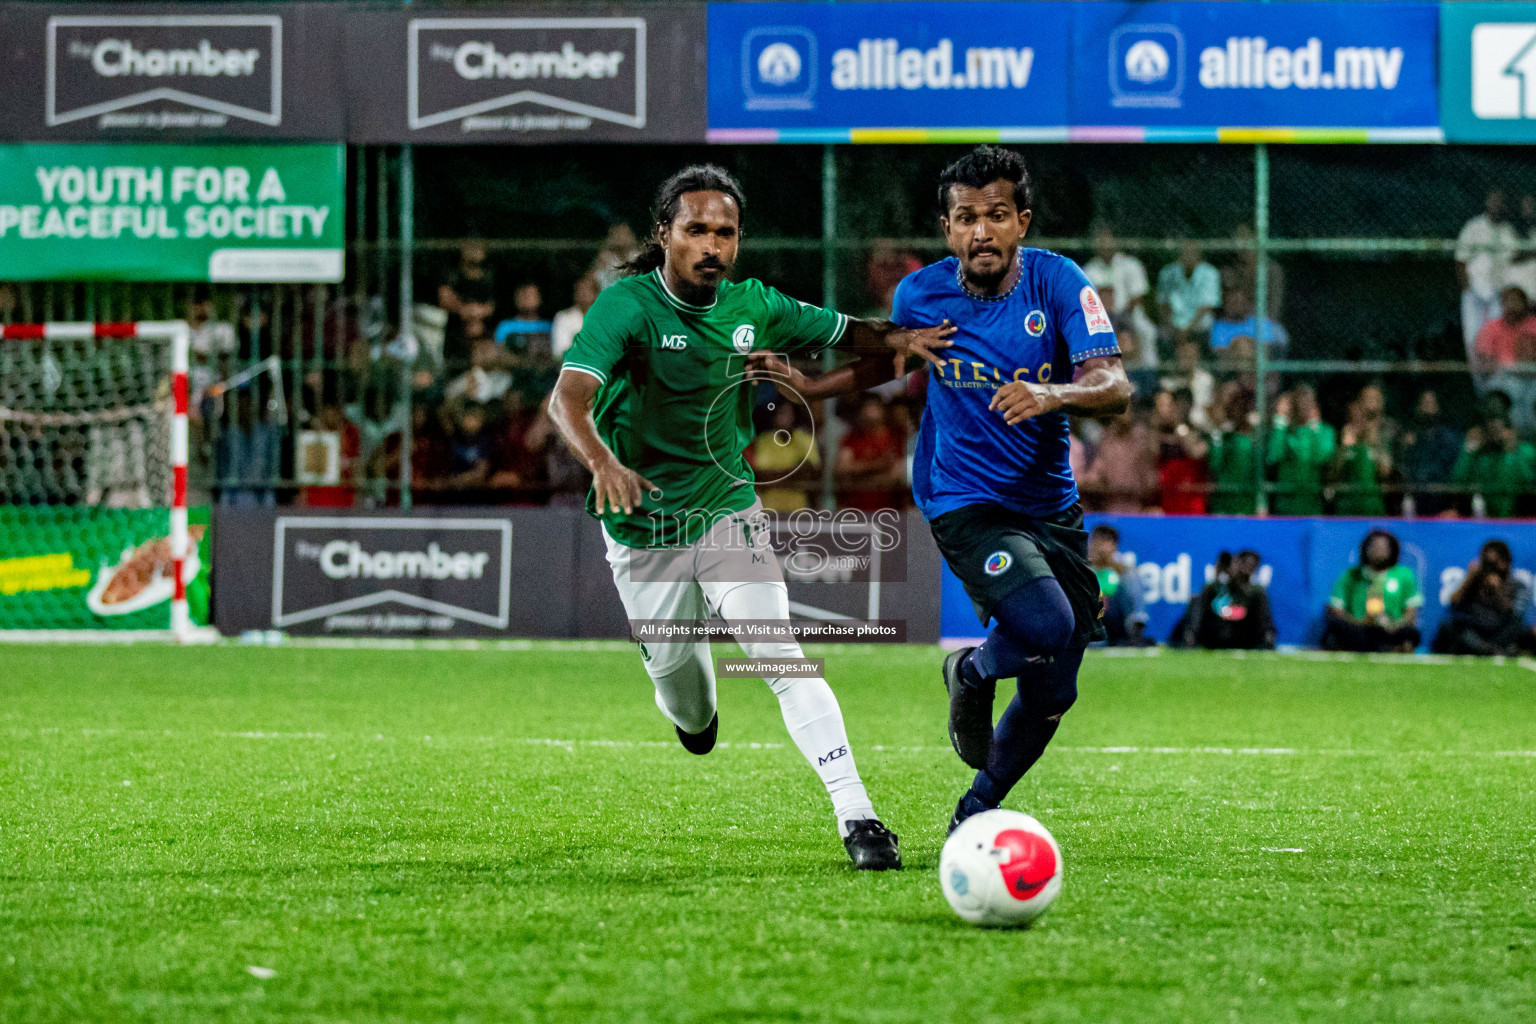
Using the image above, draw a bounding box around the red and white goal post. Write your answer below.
[0,320,200,642]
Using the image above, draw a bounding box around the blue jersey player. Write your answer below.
[750,147,1131,833]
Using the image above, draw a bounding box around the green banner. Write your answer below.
[0,143,343,282]
[0,506,211,631]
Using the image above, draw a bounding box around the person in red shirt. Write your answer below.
[836,395,905,511]
[1473,285,1536,372]
[299,403,360,508]
[1152,388,1209,515]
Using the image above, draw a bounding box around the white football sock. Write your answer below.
[708,580,878,836]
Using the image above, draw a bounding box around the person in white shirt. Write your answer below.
[445,338,512,403]
[1084,224,1158,368]
[1157,239,1221,344]
[185,291,237,422]
[1456,190,1519,367]
[551,274,601,362]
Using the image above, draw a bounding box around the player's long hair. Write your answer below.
[621,164,746,277]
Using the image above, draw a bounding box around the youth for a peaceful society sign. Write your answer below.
[0,142,344,281]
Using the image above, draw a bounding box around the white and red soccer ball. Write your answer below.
[940,809,1062,927]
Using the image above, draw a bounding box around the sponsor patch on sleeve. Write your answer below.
[1080,286,1114,336]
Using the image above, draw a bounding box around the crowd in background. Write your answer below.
[7,185,1521,516]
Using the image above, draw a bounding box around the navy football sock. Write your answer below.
[962,575,1075,688]
[968,647,1083,808]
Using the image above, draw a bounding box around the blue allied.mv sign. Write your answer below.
[743,27,816,110]
[1110,24,1185,108]
[707,1,1073,137]
[1072,1,1439,133]
[1442,3,1536,142]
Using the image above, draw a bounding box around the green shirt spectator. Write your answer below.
[1329,433,1389,517]
[1322,530,1423,653]
[1207,428,1257,514]
[1452,417,1536,518]
[1267,387,1336,516]
[1330,564,1421,623]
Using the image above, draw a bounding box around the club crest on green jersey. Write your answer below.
[732,324,756,353]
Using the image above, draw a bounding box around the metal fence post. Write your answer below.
[819,144,841,511]
[399,144,415,510]
[1253,142,1271,516]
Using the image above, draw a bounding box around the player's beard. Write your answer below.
[960,247,1016,294]
[676,256,734,305]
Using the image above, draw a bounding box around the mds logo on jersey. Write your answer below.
[743,27,816,110]
[1110,24,1184,108]
[660,333,688,350]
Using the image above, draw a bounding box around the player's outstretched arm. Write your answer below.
[842,318,955,367]
[548,369,658,515]
[744,350,909,400]
[989,355,1133,426]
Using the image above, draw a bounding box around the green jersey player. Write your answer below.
[549,164,952,870]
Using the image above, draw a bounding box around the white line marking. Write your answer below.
[6,729,1534,760]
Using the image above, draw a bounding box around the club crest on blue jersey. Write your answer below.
[983,551,1012,576]
[1024,310,1047,337]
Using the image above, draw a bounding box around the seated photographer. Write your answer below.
[1181,550,1275,650]
[1433,541,1534,656]
[1322,529,1422,653]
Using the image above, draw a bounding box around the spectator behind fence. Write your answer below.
[1157,238,1221,345]
[865,240,923,315]
[497,281,553,360]
[753,402,822,513]
[1181,550,1275,650]
[437,241,497,369]
[1268,384,1336,516]
[1089,524,1152,647]
[1159,339,1215,431]
[590,223,641,292]
[1473,285,1536,432]
[214,389,278,507]
[1084,224,1158,369]
[1433,540,1532,656]
[1206,380,1258,515]
[1329,386,1396,517]
[445,337,512,404]
[1209,282,1288,361]
[346,369,407,504]
[488,389,544,496]
[1452,414,1536,518]
[1322,529,1422,653]
[1457,190,1518,374]
[836,395,904,511]
[551,275,600,362]
[1232,223,1285,320]
[444,400,491,493]
[299,403,360,508]
[1153,388,1209,515]
[1398,389,1463,518]
[1081,406,1157,513]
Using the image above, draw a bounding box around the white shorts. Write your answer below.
[602,501,796,676]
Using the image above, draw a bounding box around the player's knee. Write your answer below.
[993,577,1075,657]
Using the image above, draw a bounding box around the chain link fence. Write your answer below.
[2,142,1527,517]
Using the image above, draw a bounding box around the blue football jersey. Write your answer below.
[891,250,1120,521]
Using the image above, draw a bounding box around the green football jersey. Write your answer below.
[563,269,849,548]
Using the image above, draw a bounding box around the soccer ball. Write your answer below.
[940,809,1062,927]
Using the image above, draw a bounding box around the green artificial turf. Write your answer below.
[0,643,1532,1023]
